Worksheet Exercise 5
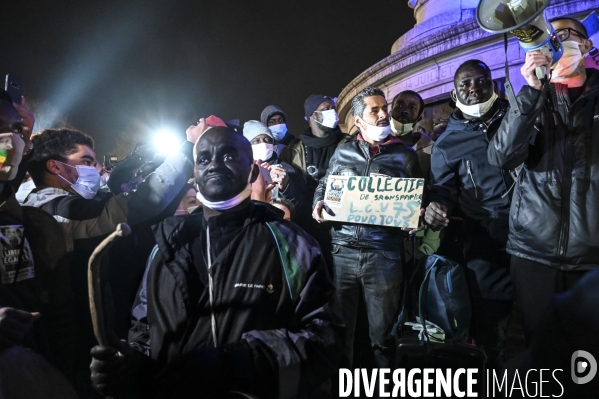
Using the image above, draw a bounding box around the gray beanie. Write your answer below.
[243,120,273,142]
[260,105,287,125]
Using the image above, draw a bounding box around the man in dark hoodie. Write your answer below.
[425,60,514,370]
[313,87,422,369]
[260,105,298,155]
[281,95,348,253]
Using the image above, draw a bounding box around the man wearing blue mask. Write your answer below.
[260,105,297,155]
[25,127,196,396]
[313,87,423,369]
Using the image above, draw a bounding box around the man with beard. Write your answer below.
[488,17,599,342]
[390,90,434,179]
[281,95,348,256]
[90,126,343,399]
[426,60,514,370]
[313,87,422,369]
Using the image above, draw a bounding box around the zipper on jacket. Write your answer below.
[466,160,478,199]
[354,143,381,242]
[206,226,219,348]
[556,88,572,257]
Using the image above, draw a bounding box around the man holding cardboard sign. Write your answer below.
[313,87,423,370]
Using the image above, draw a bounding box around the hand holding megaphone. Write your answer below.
[521,51,553,90]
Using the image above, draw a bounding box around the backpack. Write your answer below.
[394,254,471,342]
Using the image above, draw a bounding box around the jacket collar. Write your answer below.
[23,186,72,208]
[356,133,404,146]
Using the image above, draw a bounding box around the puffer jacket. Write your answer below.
[313,135,423,251]
[488,68,599,270]
[129,201,344,398]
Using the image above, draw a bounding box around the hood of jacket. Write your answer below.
[23,187,72,208]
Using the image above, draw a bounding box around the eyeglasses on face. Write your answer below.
[555,27,587,42]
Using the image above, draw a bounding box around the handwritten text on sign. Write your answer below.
[323,175,424,229]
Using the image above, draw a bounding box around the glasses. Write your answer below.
[555,27,587,42]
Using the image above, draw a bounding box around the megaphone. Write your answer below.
[476,0,563,79]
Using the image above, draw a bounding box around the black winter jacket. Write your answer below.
[430,100,513,244]
[430,100,514,300]
[488,69,599,270]
[129,202,344,398]
[313,135,423,251]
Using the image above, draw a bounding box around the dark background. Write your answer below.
[1,0,414,159]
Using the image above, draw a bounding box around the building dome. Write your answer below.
[336,0,597,134]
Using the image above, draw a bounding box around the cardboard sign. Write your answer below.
[323,175,425,228]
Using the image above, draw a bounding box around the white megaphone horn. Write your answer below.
[476,0,563,80]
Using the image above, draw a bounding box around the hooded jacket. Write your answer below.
[313,134,423,251]
[23,141,194,382]
[488,69,599,270]
[129,201,344,398]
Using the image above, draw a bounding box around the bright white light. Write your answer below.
[153,129,180,156]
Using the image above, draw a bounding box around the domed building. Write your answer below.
[336,0,598,134]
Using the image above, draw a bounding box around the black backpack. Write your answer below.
[394,254,471,342]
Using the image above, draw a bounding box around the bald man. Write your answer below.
[91,127,344,399]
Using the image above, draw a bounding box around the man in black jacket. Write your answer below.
[281,94,348,264]
[488,17,599,341]
[313,87,422,369]
[90,127,344,399]
[425,60,514,370]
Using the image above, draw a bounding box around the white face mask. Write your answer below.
[196,167,253,211]
[251,143,274,162]
[268,124,288,141]
[57,162,101,199]
[390,117,414,136]
[315,109,339,129]
[358,118,391,141]
[454,92,498,118]
[552,40,584,82]
[15,180,36,204]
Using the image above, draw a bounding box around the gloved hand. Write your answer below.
[90,333,132,397]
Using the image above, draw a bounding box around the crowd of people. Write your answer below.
[0,14,598,399]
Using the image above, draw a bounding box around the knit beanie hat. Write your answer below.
[260,105,287,125]
[243,120,273,142]
[304,94,334,118]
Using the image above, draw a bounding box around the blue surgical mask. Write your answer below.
[269,123,288,141]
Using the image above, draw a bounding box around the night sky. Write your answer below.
[1,0,414,159]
